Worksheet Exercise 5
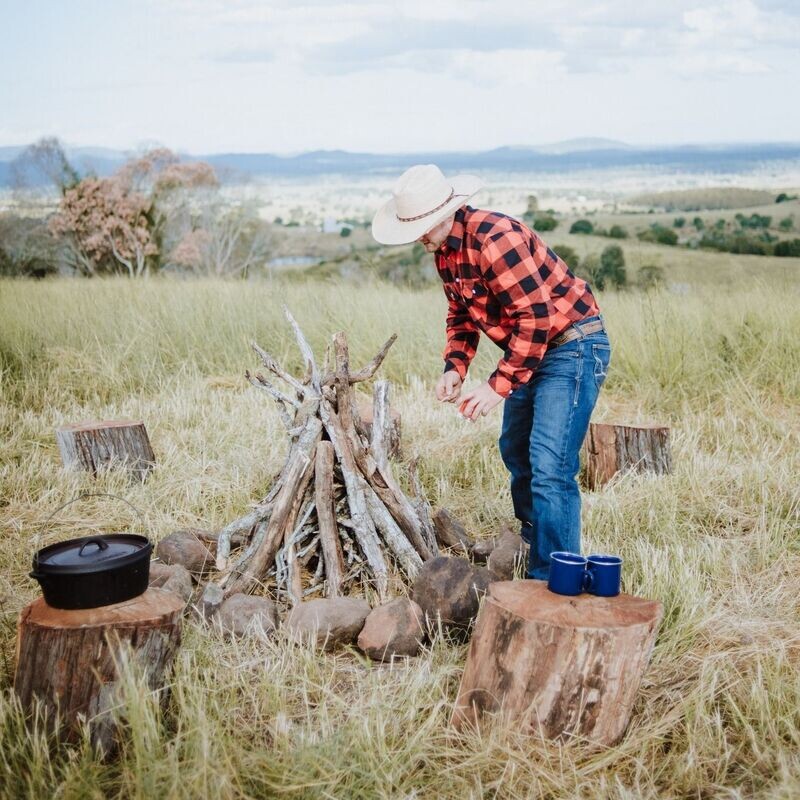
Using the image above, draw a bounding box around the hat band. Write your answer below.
[396,188,458,223]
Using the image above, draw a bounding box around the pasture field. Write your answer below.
[1,273,799,799]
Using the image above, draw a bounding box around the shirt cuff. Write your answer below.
[443,358,468,380]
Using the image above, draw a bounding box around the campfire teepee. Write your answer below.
[213,307,438,603]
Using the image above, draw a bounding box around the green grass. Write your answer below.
[1,275,799,799]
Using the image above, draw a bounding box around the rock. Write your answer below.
[470,536,499,564]
[432,508,473,555]
[197,583,224,620]
[156,529,215,574]
[286,597,371,651]
[487,530,528,581]
[216,593,278,639]
[357,598,425,661]
[411,556,492,632]
[190,529,247,554]
[148,561,193,603]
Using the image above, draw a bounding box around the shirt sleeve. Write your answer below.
[443,288,480,379]
[479,229,555,397]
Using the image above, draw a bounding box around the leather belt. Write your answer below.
[549,318,605,348]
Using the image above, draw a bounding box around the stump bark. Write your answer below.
[14,587,183,753]
[56,419,155,481]
[452,580,662,746]
[582,422,671,490]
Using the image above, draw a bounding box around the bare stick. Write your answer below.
[283,305,320,391]
[247,372,296,430]
[215,502,273,571]
[251,341,308,397]
[371,379,392,475]
[349,334,397,383]
[224,415,322,596]
[409,456,439,556]
[363,482,423,578]
[320,397,389,600]
[315,440,345,597]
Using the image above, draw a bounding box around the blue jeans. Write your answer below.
[498,315,611,580]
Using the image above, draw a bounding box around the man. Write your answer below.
[372,164,611,580]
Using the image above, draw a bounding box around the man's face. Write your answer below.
[417,214,455,253]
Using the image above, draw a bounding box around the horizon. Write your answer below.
[4,136,800,160]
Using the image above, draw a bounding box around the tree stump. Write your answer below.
[451,581,662,746]
[56,419,155,481]
[14,587,183,753]
[582,422,671,490]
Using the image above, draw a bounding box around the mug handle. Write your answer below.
[582,569,594,592]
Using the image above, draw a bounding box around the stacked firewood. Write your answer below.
[212,308,438,603]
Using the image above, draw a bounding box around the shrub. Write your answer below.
[340,227,352,237]
[699,232,772,255]
[608,225,628,239]
[775,192,797,203]
[778,217,794,232]
[0,214,60,277]
[735,213,771,230]
[532,216,558,231]
[600,245,627,289]
[637,264,665,290]
[673,217,686,228]
[570,219,594,234]
[774,239,800,257]
[638,225,678,246]
[693,217,704,230]
[551,244,579,271]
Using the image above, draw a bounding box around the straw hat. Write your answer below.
[371,164,483,245]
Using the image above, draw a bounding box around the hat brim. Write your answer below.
[371,174,483,246]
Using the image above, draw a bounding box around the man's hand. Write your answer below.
[458,382,503,421]
[436,371,463,402]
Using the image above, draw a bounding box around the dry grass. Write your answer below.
[1,276,799,799]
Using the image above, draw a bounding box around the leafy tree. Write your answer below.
[10,137,80,195]
[673,217,685,228]
[48,148,218,277]
[570,219,594,234]
[608,225,628,239]
[340,226,352,237]
[778,217,794,232]
[693,217,704,230]
[775,192,797,203]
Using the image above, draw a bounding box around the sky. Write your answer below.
[1,0,799,154]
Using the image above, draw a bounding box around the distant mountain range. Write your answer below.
[1,139,799,186]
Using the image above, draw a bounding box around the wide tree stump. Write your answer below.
[582,422,671,490]
[56,419,155,481]
[452,581,662,746]
[14,587,183,753]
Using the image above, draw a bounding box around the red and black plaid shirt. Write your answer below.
[435,205,600,397]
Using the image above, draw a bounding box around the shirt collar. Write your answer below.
[438,205,467,256]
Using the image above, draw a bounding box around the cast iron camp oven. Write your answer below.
[30,493,152,610]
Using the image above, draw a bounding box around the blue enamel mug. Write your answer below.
[586,554,623,597]
[548,552,592,596]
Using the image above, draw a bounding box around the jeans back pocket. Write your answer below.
[592,343,611,388]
